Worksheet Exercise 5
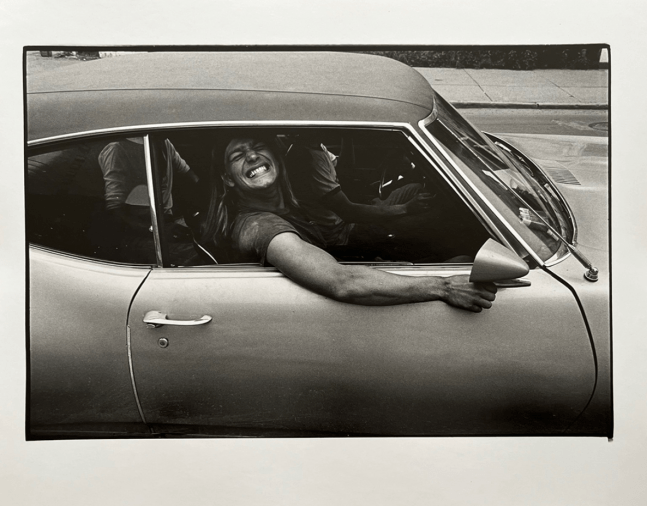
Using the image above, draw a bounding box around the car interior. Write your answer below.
[27,127,492,268]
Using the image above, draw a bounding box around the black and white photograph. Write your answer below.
[3,1,646,505]
[25,47,611,439]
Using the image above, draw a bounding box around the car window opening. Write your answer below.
[162,127,492,268]
[26,127,495,269]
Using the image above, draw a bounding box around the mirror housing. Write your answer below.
[469,239,530,283]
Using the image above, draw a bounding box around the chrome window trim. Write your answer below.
[146,263,475,276]
[143,135,164,267]
[486,133,579,239]
[484,133,577,267]
[544,252,572,268]
[418,113,545,267]
[401,126,512,250]
[29,120,421,146]
[28,243,154,269]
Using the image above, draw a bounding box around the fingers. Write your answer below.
[477,284,496,306]
[444,275,497,312]
[479,282,498,294]
[477,299,493,309]
[408,194,435,213]
[406,194,434,204]
[469,287,496,311]
[479,290,496,302]
[465,300,496,312]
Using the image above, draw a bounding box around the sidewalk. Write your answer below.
[415,68,608,109]
[26,52,608,110]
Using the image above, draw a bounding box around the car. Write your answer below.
[26,51,611,439]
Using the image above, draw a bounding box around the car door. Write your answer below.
[125,127,596,437]
[127,261,594,436]
[27,135,154,438]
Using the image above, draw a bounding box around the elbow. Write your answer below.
[324,269,367,304]
[328,281,353,303]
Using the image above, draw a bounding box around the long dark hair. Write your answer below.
[200,134,300,245]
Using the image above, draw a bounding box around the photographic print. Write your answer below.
[25,46,611,440]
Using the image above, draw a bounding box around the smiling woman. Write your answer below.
[195,130,497,309]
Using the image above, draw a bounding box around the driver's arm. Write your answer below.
[266,231,496,310]
[324,188,434,223]
[307,146,433,223]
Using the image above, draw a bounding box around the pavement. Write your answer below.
[25,52,608,110]
[415,67,608,109]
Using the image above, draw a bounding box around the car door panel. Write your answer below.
[29,248,150,437]
[128,265,595,436]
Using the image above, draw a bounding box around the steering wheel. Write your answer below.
[377,154,422,200]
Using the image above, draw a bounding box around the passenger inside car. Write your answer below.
[284,136,436,259]
[198,134,497,311]
[97,137,201,265]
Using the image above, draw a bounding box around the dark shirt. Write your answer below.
[286,146,354,246]
[98,138,191,212]
[231,206,326,266]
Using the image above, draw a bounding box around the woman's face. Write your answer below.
[223,138,279,193]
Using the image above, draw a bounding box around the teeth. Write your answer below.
[247,165,269,178]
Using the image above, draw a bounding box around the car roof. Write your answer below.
[27,52,436,142]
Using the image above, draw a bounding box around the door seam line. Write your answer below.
[543,266,601,434]
[127,324,148,426]
[126,268,153,430]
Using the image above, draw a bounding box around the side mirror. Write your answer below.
[469,239,530,283]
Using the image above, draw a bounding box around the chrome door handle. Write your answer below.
[143,310,212,328]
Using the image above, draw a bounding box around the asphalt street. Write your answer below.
[462,108,609,137]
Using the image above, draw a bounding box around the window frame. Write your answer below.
[27,120,541,271]
[26,133,161,267]
[418,107,561,268]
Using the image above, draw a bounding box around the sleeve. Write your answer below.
[98,142,135,211]
[165,139,191,176]
[307,149,341,199]
[231,212,300,266]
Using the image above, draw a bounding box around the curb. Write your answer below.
[454,102,608,110]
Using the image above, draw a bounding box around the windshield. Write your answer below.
[424,92,571,262]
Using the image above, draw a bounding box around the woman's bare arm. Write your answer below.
[266,232,496,310]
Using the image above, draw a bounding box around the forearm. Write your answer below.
[325,190,407,223]
[266,232,495,310]
[328,264,449,306]
[325,188,434,224]
[334,201,407,223]
[266,232,447,306]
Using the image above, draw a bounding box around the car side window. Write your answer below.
[284,129,491,264]
[151,127,493,267]
[27,136,156,264]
